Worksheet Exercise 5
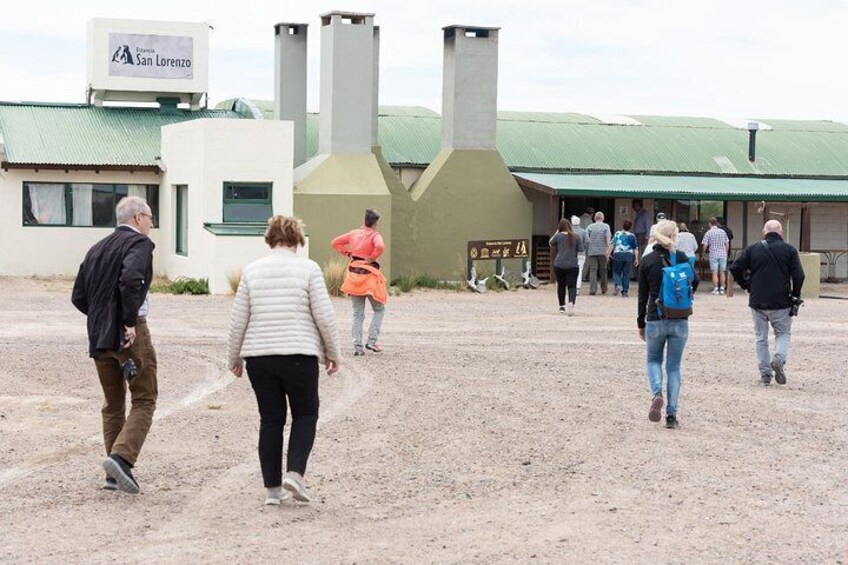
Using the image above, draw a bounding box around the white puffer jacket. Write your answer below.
[227,248,341,367]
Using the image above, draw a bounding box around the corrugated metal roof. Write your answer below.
[0,102,242,167]
[4,100,848,178]
[515,173,848,201]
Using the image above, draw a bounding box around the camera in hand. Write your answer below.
[122,358,138,381]
[789,296,804,317]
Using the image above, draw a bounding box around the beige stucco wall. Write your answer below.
[293,152,392,279]
[399,148,533,280]
[0,168,163,276]
[160,118,295,293]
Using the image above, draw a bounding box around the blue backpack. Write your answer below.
[656,252,695,319]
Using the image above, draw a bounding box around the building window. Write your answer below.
[222,182,272,223]
[22,182,158,227]
[175,185,188,256]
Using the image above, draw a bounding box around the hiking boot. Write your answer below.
[102,455,139,494]
[649,393,664,422]
[760,373,772,386]
[365,343,383,353]
[282,472,312,502]
[102,477,118,491]
[665,415,679,429]
[770,357,787,385]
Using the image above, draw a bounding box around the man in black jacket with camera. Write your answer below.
[729,220,805,386]
[72,196,156,493]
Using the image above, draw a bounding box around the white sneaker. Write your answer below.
[282,472,312,502]
[264,488,291,505]
[566,303,575,316]
[711,287,720,295]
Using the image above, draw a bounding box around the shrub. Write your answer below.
[150,277,209,295]
[323,258,347,297]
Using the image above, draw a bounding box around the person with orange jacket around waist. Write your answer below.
[331,209,387,356]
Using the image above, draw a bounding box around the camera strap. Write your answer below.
[761,240,792,296]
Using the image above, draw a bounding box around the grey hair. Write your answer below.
[594,211,604,221]
[117,196,150,224]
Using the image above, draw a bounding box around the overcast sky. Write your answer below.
[1,0,846,122]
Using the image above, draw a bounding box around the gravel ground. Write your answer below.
[0,277,846,564]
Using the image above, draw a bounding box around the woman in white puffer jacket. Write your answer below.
[228,215,341,506]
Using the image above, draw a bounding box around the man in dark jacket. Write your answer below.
[729,220,805,386]
[72,196,156,493]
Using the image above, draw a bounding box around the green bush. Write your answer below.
[150,277,209,295]
[390,273,463,293]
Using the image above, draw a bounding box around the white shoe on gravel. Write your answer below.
[282,472,312,502]
[264,488,291,506]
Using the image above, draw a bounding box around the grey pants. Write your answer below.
[751,308,792,375]
[351,295,385,349]
[587,255,608,294]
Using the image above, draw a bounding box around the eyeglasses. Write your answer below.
[137,212,153,219]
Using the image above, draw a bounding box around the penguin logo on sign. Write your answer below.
[111,45,135,65]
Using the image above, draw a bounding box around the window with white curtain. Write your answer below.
[23,182,159,227]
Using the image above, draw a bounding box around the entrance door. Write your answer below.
[559,196,617,230]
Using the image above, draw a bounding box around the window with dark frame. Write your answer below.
[22,182,159,227]
[222,182,273,223]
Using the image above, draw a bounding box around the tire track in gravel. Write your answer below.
[0,355,233,491]
[129,362,375,553]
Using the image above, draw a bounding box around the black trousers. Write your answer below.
[554,266,579,306]
[246,355,319,487]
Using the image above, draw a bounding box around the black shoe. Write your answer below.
[102,477,118,491]
[760,373,772,386]
[770,357,787,385]
[665,415,679,429]
[353,349,365,356]
[102,455,140,494]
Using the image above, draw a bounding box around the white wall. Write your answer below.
[0,168,162,276]
[159,118,295,293]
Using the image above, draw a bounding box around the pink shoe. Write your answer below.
[365,343,383,353]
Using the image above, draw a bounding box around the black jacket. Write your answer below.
[729,233,804,310]
[71,226,155,357]
[637,245,700,328]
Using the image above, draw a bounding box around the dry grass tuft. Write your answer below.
[323,258,348,297]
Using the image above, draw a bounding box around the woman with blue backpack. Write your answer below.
[637,220,699,429]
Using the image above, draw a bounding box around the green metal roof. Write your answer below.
[3,99,848,180]
[218,99,848,177]
[515,173,848,202]
[0,102,243,167]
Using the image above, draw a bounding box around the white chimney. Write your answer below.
[318,11,375,155]
[274,22,308,167]
[441,26,500,150]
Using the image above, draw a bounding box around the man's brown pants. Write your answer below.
[94,319,158,466]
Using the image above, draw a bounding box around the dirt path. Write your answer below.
[0,278,846,563]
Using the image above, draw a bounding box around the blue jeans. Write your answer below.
[612,252,633,294]
[645,319,689,416]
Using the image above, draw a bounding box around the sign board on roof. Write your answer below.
[87,18,209,107]
[108,33,194,80]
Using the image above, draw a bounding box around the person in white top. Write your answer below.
[676,222,699,272]
[570,215,589,292]
[228,216,341,506]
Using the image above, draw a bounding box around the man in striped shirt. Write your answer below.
[701,217,730,294]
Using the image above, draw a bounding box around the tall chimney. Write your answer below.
[274,23,308,167]
[372,26,380,147]
[319,11,375,155]
[441,26,500,150]
[747,121,759,162]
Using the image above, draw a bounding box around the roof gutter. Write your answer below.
[1,162,160,173]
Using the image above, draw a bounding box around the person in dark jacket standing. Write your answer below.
[72,196,156,494]
[729,220,805,386]
[637,220,699,429]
